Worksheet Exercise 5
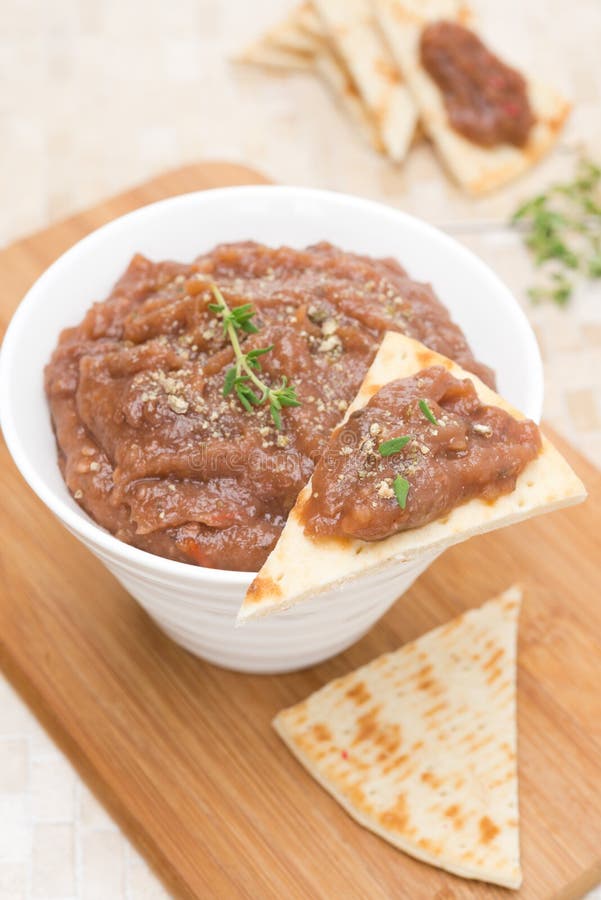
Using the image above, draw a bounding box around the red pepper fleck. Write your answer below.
[503,102,520,118]
[341,750,348,759]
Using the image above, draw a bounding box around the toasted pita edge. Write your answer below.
[238,332,585,622]
[273,586,522,888]
[315,44,385,152]
[312,0,418,161]
[234,3,323,65]
[235,41,316,72]
[372,0,570,193]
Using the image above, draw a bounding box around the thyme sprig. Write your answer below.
[208,283,301,429]
[511,157,601,306]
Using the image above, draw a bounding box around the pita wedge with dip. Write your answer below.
[274,586,523,888]
[372,0,570,193]
[236,4,384,152]
[312,0,418,161]
[238,332,585,622]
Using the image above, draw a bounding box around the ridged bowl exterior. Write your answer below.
[82,528,437,672]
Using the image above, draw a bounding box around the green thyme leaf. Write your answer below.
[270,403,282,429]
[245,345,273,371]
[511,194,545,223]
[222,367,237,397]
[589,254,601,277]
[393,475,410,510]
[419,399,438,425]
[236,384,253,412]
[378,435,412,457]
[230,303,259,334]
[275,379,302,408]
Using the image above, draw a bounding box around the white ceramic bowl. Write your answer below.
[0,186,543,673]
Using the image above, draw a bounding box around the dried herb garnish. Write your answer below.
[511,157,601,306]
[393,474,410,509]
[209,283,301,428]
[378,435,412,457]
[419,399,438,425]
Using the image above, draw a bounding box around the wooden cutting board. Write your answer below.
[1,162,600,900]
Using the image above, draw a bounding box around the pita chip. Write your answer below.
[372,0,570,193]
[313,0,418,161]
[234,5,320,71]
[238,332,585,622]
[274,586,523,888]
[236,4,383,151]
[314,43,385,152]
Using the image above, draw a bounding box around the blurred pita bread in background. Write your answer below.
[372,0,570,193]
[237,0,569,192]
[312,0,417,161]
[235,4,384,151]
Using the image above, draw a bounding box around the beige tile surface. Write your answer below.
[0,863,28,900]
[0,742,28,794]
[30,757,75,822]
[31,824,75,897]
[1,1,600,898]
[81,831,125,900]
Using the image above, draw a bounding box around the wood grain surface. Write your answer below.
[1,163,600,900]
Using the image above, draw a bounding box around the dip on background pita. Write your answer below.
[372,0,570,193]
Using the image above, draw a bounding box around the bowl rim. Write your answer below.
[0,184,544,585]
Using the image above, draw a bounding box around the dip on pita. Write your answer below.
[420,21,535,148]
[302,365,542,541]
[239,332,585,621]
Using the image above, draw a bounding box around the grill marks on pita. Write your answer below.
[274,587,523,888]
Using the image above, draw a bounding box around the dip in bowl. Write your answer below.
[0,186,543,672]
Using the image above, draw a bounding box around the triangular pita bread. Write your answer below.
[257,2,322,57]
[312,0,418,161]
[372,0,570,193]
[236,4,383,151]
[274,586,523,888]
[238,332,585,622]
[236,42,315,72]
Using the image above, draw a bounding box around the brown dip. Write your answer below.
[45,242,494,571]
[302,366,541,542]
[420,21,535,148]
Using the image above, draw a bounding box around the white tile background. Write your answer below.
[1,0,600,897]
[0,678,169,900]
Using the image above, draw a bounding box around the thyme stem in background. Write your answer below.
[511,157,601,306]
[208,283,301,429]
